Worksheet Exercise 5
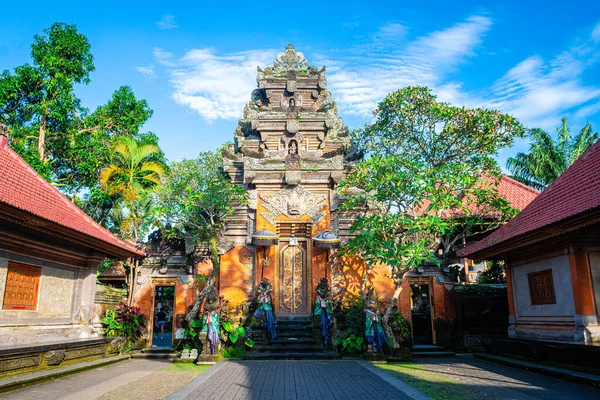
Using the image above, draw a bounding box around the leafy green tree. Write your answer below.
[0,22,94,167]
[339,86,524,347]
[154,150,247,323]
[99,136,166,241]
[507,117,598,190]
[0,23,159,234]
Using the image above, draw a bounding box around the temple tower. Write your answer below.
[221,45,361,316]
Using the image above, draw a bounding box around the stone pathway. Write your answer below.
[167,360,426,400]
[381,355,600,400]
[2,359,208,400]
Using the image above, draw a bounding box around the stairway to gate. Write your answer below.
[245,315,338,360]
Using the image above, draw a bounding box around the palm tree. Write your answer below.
[507,117,598,190]
[99,136,166,240]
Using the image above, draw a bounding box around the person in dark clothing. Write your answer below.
[155,310,167,339]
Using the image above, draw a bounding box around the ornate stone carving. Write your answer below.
[318,69,327,89]
[286,119,300,134]
[45,350,67,366]
[260,186,327,226]
[64,346,105,360]
[0,355,40,372]
[273,44,308,73]
[287,80,297,93]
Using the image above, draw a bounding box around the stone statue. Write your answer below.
[253,278,277,340]
[313,278,333,350]
[200,285,221,354]
[364,291,386,353]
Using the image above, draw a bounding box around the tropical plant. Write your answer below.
[333,331,364,356]
[339,86,524,350]
[390,311,412,348]
[507,117,599,190]
[99,136,166,240]
[154,149,247,323]
[333,294,365,356]
[101,302,146,352]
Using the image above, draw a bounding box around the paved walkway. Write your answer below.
[2,359,207,400]
[167,360,427,400]
[387,355,600,400]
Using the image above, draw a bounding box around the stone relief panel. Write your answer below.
[38,268,75,318]
[260,186,328,227]
[0,264,74,319]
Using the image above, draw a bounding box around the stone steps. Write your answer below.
[269,337,315,345]
[132,348,178,360]
[245,315,338,360]
[260,345,324,353]
[244,351,338,360]
[410,344,455,358]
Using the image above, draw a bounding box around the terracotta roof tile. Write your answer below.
[99,262,127,278]
[414,174,539,217]
[460,140,600,258]
[0,134,144,257]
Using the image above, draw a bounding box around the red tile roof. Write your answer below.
[460,140,600,259]
[0,134,144,257]
[99,262,127,278]
[414,174,539,218]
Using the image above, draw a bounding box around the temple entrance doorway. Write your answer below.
[150,283,175,348]
[277,240,310,315]
[410,281,435,344]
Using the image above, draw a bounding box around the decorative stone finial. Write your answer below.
[273,44,308,73]
[0,123,8,149]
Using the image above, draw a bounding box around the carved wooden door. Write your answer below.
[278,242,308,315]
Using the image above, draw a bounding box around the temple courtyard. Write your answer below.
[3,357,599,400]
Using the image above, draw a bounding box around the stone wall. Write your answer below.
[511,254,575,318]
[0,252,98,347]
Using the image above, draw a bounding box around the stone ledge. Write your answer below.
[0,337,112,357]
[474,353,600,387]
[0,354,130,393]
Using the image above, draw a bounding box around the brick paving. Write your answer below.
[170,360,417,400]
[2,359,204,400]
[402,355,600,400]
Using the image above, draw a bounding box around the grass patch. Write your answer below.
[377,363,485,400]
[161,363,212,375]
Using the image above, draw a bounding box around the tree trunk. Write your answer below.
[186,235,220,324]
[361,262,374,305]
[382,273,404,349]
[38,115,47,161]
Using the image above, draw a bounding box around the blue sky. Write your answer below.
[1,0,600,168]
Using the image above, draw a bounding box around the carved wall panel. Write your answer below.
[260,186,327,227]
[528,269,556,305]
[280,243,307,314]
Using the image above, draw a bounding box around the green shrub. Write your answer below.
[333,294,365,356]
[102,302,146,352]
[391,311,412,348]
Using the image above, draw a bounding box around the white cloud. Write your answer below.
[592,22,600,41]
[136,64,156,80]
[488,44,600,128]
[327,15,493,116]
[157,14,178,30]
[158,48,275,121]
[152,16,600,129]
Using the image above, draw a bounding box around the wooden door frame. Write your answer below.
[148,278,177,348]
[274,237,313,316]
[408,277,436,345]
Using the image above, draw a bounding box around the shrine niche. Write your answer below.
[528,269,556,305]
[220,44,361,316]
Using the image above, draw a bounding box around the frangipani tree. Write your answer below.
[154,150,247,323]
[339,86,524,348]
